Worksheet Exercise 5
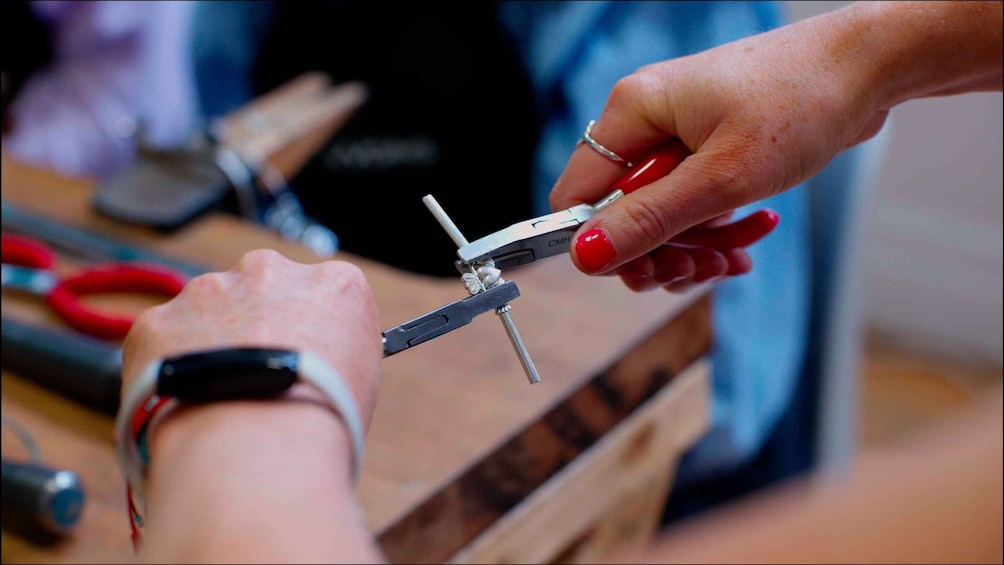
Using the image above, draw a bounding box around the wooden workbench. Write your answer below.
[0,159,712,564]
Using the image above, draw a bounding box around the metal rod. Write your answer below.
[422,194,541,384]
[496,305,541,384]
[422,195,470,248]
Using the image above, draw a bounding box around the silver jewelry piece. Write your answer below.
[578,120,634,168]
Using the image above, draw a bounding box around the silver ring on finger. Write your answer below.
[577,120,634,168]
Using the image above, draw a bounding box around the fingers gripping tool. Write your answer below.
[381,140,777,385]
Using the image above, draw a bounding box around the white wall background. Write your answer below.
[787,1,1003,366]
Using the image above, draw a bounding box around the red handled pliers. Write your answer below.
[457,140,779,270]
[1,234,186,340]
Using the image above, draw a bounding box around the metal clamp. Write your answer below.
[381,281,521,356]
[420,195,541,384]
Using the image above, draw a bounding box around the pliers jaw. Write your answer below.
[456,203,595,271]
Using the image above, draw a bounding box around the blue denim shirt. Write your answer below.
[497,1,812,484]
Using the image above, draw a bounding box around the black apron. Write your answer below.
[252,1,541,277]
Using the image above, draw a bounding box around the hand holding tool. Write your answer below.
[379,141,778,386]
[457,139,779,270]
[2,234,186,340]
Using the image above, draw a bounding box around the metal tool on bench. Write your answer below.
[1,205,192,414]
[1,417,86,537]
[1,459,85,537]
[94,136,340,258]
[1,317,124,414]
[92,75,366,258]
[2,200,208,279]
[1,234,186,341]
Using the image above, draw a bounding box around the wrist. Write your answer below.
[115,347,369,551]
[840,1,1003,107]
[141,395,380,563]
[148,386,356,485]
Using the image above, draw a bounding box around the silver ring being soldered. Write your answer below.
[578,120,634,168]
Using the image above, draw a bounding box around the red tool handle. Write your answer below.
[607,139,779,251]
[609,139,692,196]
[46,265,186,341]
[1,234,55,269]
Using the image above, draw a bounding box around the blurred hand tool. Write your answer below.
[1,317,123,414]
[2,200,208,278]
[1,458,86,537]
[2,234,186,340]
[92,74,367,257]
[1,416,86,537]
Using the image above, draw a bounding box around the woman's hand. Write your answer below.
[550,1,1001,290]
[123,248,381,425]
[122,249,385,563]
[550,7,888,287]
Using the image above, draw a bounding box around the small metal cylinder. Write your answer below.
[496,305,541,385]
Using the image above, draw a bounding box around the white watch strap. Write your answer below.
[115,359,161,510]
[298,351,365,479]
[113,350,365,532]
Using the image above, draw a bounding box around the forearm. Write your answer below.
[831,1,1003,106]
[623,391,1003,563]
[141,392,384,563]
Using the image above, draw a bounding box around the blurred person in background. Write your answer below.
[1,0,199,177]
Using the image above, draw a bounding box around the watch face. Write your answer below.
[157,348,300,402]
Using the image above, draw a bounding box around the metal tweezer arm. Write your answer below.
[456,204,595,270]
[381,280,520,357]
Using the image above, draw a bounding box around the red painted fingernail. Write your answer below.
[575,228,617,272]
